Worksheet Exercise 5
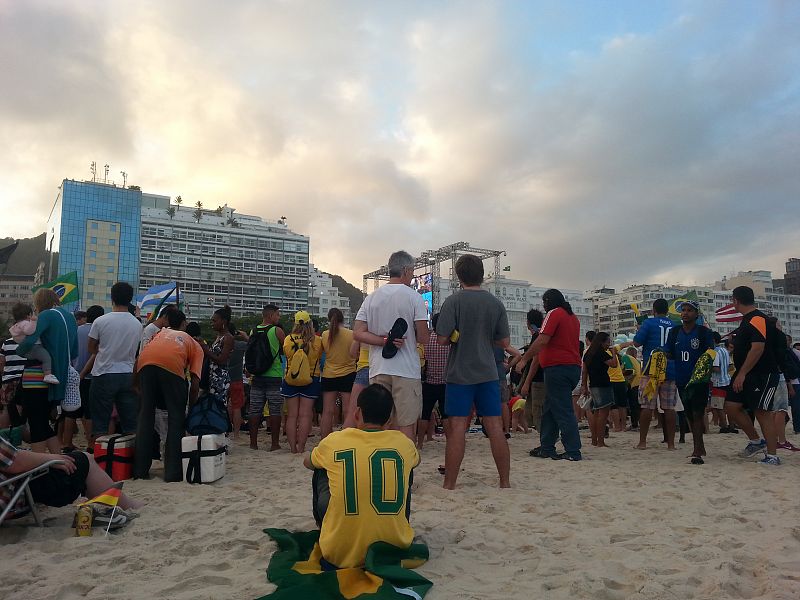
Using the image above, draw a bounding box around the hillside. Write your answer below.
[0,233,47,275]
[328,273,364,316]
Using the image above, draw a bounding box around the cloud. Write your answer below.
[0,0,798,294]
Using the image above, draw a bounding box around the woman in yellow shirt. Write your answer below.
[281,311,323,453]
[320,308,357,439]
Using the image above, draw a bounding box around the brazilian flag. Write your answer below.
[33,271,80,304]
[258,529,433,600]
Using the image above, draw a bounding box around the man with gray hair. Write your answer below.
[354,250,430,441]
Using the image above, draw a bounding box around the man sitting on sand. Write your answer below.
[304,384,419,568]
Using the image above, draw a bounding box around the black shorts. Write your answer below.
[726,372,779,412]
[321,372,356,394]
[612,382,629,408]
[29,451,89,507]
[421,382,447,421]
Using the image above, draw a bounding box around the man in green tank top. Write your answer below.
[248,304,285,450]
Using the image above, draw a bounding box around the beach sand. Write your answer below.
[3,427,800,600]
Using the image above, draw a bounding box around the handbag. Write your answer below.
[52,309,82,411]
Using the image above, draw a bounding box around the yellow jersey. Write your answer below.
[608,345,625,383]
[356,346,370,371]
[321,328,357,378]
[310,428,420,568]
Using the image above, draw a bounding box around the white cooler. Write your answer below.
[181,434,227,484]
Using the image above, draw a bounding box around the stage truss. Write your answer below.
[362,242,505,312]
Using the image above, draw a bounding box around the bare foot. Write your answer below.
[596,443,607,448]
[635,442,647,450]
[499,481,511,488]
[443,482,456,490]
[667,445,677,451]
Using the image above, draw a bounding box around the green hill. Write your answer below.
[328,273,364,316]
[0,233,47,275]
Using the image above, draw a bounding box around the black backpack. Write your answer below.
[245,325,279,375]
[771,328,800,380]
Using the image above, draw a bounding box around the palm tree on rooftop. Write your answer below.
[175,195,183,210]
[193,200,203,223]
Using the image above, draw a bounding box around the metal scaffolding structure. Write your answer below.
[362,242,506,312]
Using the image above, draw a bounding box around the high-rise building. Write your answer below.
[0,274,36,323]
[784,258,800,296]
[46,179,142,309]
[46,178,311,317]
[139,195,309,317]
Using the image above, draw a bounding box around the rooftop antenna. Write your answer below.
[90,161,97,182]
[120,171,128,187]
[104,164,110,183]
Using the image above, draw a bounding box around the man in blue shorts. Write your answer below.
[436,254,511,489]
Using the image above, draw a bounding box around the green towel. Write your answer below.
[258,528,433,600]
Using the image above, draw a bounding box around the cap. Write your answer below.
[679,300,700,311]
[294,310,312,324]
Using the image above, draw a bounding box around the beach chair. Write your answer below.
[0,459,65,527]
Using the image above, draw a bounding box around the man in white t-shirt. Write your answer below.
[354,250,429,440]
[88,282,144,441]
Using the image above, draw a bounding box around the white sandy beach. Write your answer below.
[3,428,800,600]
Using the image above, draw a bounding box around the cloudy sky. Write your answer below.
[1,0,798,291]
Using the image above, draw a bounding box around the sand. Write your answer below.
[3,427,800,600]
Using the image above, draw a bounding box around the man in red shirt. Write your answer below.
[527,289,582,461]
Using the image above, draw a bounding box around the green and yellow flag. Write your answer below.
[33,271,79,304]
[259,529,432,599]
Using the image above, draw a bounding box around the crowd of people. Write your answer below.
[2,250,799,567]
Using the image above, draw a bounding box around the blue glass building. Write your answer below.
[46,180,142,309]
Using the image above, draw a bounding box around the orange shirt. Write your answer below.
[137,328,204,379]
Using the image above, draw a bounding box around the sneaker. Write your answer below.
[758,455,781,466]
[556,452,582,461]
[777,441,800,452]
[719,425,730,433]
[91,506,129,530]
[43,374,60,385]
[738,439,767,458]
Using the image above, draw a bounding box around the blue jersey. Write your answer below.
[664,325,715,387]
[634,316,675,380]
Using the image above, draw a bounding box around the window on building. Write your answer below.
[87,292,94,300]
[107,267,114,273]
[90,237,97,244]
[89,250,97,258]
[109,239,116,246]
[110,224,117,232]
[91,222,98,230]
[107,252,115,260]
[87,278,95,285]
[89,265,96,272]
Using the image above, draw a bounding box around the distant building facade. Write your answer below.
[308,264,351,325]
[0,274,36,323]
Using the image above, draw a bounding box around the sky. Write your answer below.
[1,0,798,291]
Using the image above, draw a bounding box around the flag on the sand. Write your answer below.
[80,481,123,508]
[33,271,79,305]
[258,528,432,600]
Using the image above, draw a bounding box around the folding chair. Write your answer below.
[0,460,65,527]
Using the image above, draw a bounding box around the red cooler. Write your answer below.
[94,434,135,481]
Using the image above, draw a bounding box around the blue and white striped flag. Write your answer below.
[137,282,178,309]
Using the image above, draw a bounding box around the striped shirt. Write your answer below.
[711,344,731,388]
[1,339,26,383]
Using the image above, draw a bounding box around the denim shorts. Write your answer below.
[353,367,369,387]
[590,386,615,411]
[445,380,501,417]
